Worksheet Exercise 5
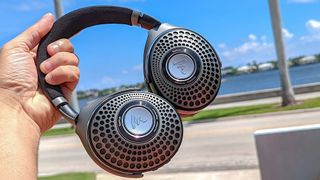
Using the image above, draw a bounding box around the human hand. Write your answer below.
[0,13,80,133]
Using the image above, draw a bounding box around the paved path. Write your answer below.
[39,109,320,179]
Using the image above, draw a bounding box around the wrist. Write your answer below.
[0,108,40,179]
[0,103,41,145]
[0,90,41,145]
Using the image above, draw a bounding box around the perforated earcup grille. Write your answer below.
[88,92,183,173]
[148,29,221,111]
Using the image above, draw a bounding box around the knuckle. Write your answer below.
[61,38,74,51]
[55,52,64,62]
[55,52,70,64]
[71,67,80,80]
[71,53,79,65]
[74,68,80,79]
[61,53,79,65]
[69,68,79,81]
[58,66,67,74]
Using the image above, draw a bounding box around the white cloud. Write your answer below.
[248,34,257,41]
[261,35,267,42]
[306,19,320,31]
[288,0,317,3]
[132,64,143,71]
[101,76,116,85]
[218,43,227,49]
[218,19,320,67]
[120,63,143,76]
[94,76,122,89]
[222,41,272,56]
[219,34,274,66]
[282,28,294,39]
[121,70,129,74]
[300,19,320,42]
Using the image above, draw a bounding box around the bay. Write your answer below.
[79,63,320,109]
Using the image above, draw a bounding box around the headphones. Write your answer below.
[36,6,221,178]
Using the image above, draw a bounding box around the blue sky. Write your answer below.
[0,0,319,90]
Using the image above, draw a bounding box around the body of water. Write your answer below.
[219,63,320,95]
[79,63,320,109]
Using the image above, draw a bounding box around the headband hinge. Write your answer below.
[131,10,142,27]
[52,97,79,123]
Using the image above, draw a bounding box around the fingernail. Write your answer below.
[38,13,54,29]
[43,13,55,23]
[44,13,53,18]
[50,44,60,54]
[45,74,53,83]
[43,61,53,72]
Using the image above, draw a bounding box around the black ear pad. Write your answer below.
[145,28,221,113]
[76,90,183,177]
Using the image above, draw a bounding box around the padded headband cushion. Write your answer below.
[36,6,161,101]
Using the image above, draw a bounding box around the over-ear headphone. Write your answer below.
[36,6,221,178]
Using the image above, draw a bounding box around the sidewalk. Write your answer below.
[96,170,260,180]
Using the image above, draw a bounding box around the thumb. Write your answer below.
[8,13,55,51]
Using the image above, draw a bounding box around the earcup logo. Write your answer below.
[123,106,154,136]
[173,60,187,75]
[131,115,149,129]
[167,53,195,80]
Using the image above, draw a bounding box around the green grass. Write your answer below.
[38,172,95,180]
[183,97,320,122]
[42,126,75,137]
[42,97,320,137]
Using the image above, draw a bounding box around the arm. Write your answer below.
[0,13,79,179]
[0,94,40,179]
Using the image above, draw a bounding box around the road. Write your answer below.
[39,109,320,177]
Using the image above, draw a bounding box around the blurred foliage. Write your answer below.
[183,97,320,121]
[78,82,146,99]
[221,53,320,77]
[42,126,75,137]
[44,97,320,137]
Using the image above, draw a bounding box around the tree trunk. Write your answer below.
[268,0,296,106]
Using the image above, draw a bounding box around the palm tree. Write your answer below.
[268,0,296,106]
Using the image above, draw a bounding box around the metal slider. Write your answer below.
[52,97,78,123]
[52,96,67,107]
[131,10,142,27]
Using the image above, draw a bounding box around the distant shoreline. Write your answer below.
[77,62,320,101]
[223,61,320,78]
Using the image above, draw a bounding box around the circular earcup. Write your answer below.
[146,28,221,113]
[76,91,183,177]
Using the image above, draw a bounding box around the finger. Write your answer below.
[47,38,74,56]
[45,65,80,85]
[7,13,55,51]
[40,52,79,74]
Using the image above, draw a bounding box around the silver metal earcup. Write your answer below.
[76,90,183,178]
[144,24,221,114]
